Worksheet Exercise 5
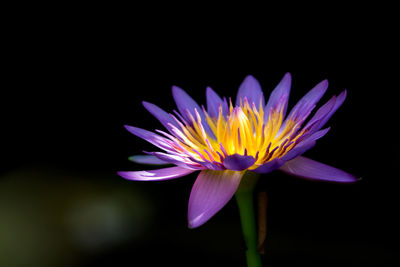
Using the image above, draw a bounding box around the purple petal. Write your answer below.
[236,75,265,107]
[190,156,226,171]
[128,155,170,165]
[118,166,195,181]
[172,86,215,138]
[142,101,179,130]
[196,161,226,171]
[304,90,347,134]
[280,128,330,162]
[151,152,205,170]
[279,156,359,183]
[318,90,347,128]
[124,125,174,152]
[264,72,292,121]
[188,170,244,228]
[223,154,255,171]
[302,127,331,142]
[280,140,316,162]
[172,85,204,122]
[252,158,284,174]
[303,96,336,132]
[206,86,228,118]
[286,79,329,123]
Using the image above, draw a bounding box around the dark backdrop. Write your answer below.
[2,9,398,267]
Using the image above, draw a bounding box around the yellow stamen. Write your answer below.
[169,98,300,169]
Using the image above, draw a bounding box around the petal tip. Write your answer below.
[320,79,329,88]
[244,74,256,79]
[205,86,219,99]
[339,89,347,99]
[336,173,362,183]
[283,72,292,79]
[124,125,141,135]
[280,156,360,183]
[241,75,260,85]
[117,171,130,180]
[142,100,151,107]
[187,215,206,229]
[123,124,133,130]
[280,72,292,89]
[172,85,183,94]
[142,101,155,113]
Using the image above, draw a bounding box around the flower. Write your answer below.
[118,73,358,228]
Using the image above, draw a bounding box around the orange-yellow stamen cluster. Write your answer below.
[167,98,306,170]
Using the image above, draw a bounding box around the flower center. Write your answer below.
[166,97,306,169]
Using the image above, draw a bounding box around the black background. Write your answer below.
[2,6,398,267]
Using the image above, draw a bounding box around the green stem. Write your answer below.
[235,172,262,267]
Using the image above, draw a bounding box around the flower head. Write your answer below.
[118,73,358,228]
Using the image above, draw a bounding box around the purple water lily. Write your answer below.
[118,73,358,228]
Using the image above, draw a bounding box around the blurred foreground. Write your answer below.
[1,164,398,267]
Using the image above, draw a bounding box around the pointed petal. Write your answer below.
[188,170,244,228]
[318,89,347,128]
[128,155,170,165]
[286,79,329,123]
[304,89,347,134]
[142,101,179,130]
[236,75,265,107]
[151,152,204,170]
[303,95,336,131]
[279,156,359,183]
[264,72,292,121]
[252,158,284,173]
[193,160,226,171]
[280,128,330,162]
[206,86,225,118]
[302,127,331,142]
[280,140,316,162]
[172,85,204,121]
[172,85,215,138]
[118,166,195,181]
[124,125,174,152]
[223,154,255,171]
